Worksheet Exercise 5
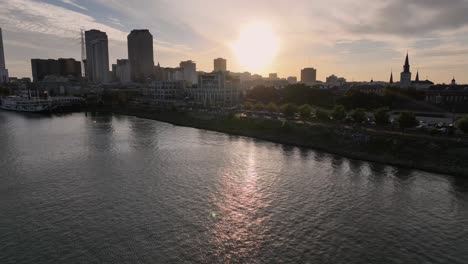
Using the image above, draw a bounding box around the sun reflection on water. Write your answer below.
[210,149,271,262]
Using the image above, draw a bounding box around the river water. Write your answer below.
[0,112,467,264]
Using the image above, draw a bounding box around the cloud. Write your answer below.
[60,0,87,11]
[0,0,126,41]
[346,0,468,36]
[3,0,468,83]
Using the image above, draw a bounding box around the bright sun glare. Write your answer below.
[232,22,280,73]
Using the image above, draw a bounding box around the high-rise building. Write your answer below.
[58,58,81,77]
[128,29,154,82]
[213,58,227,72]
[85,30,110,83]
[180,60,197,85]
[0,28,9,84]
[301,68,317,85]
[31,59,59,82]
[400,53,412,87]
[31,58,81,82]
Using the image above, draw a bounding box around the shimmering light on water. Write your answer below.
[0,112,467,264]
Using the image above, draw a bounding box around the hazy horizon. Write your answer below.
[2,0,468,83]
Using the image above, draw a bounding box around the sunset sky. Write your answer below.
[2,0,468,83]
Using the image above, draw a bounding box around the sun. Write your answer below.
[231,22,280,73]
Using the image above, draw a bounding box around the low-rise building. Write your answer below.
[115,59,131,83]
[326,74,346,87]
[36,75,82,96]
[287,76,297,84]
[143,80,186,106]
[189,72,240,107]
[426,81,468,107]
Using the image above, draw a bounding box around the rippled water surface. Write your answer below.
[0,112,467,264]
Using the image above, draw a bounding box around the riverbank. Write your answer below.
[93,105,468,177]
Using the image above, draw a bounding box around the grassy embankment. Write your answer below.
[93,104,468,177]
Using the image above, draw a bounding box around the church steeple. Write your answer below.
[404,53,410,73]
[400,52,412,87]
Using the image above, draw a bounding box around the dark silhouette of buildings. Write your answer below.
[214,58,227,72]
[31,58,81,82]
[128,29,154,82]
[301,67,317,85]
[426,77,468,111]
[114,59,131,83]
[85,30,109,83]
[400,53,412,86]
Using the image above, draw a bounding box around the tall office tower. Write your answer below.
[400,53,412,87]
[85,30,110,83]
[213,58,227,72]
[58,58,81,77]
[128,29,155,82]
[31,58,81,82]
[0,28,9,84]
[180,60,197,85]
[31,59,59,82]
[301,67,317,85]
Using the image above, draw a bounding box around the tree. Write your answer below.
[281,84,335,107]
[246,86,279,103]
[331,105,346,121]
[243,103,252,111]
[266,102,279,113]
[398,112,417,129]
[253,102,265,112]
[350,108,367,124]
[456,115,468,133]
[315,109,330,122]
[280,103,298,117]
[299,104,313,119]
[374,108,390,126]
[0,87,10,96]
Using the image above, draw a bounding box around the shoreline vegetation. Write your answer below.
[91,104,468,178]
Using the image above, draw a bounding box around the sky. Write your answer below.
[2,0,468,84]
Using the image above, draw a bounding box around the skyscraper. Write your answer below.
[301,67,317,85]
[214,58,227,72]
[85,30,110,83]
[400,53,412,87]
[0,28,9,84]
[128,29,154,82]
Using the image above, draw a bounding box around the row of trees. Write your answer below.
[243,102,312,118]
[338,88,426,110]
[246,84,335,107]
[246,84,429,111]
[329,105,418,128]
[244,102,420,129]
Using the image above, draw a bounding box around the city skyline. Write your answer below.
[2,0,468,83]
